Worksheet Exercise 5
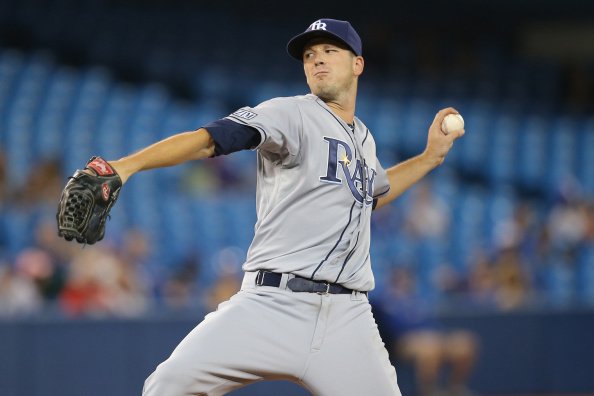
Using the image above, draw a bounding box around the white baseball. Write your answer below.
[441,113,464,135]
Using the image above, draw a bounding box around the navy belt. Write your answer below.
[255,270,364,295]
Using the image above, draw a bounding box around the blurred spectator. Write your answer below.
[12,158,63,208]
[547,195,588,254]
[205,271,242,312]
[204,246,244,311]
[404,181,450,239]
[15,247,62,301]
[373,266,479,396]
[13,218,74,303]
[467,249,498,306]
[585,201,594,243]
[493,201,539,254]
[466,246,533,311]
[59,239,149,317]
[179,162,221,196]
[0,261,42,317]
[0,150,7,206]
[118,229,161,301]
[162,252,201,310]
[179,156,255,196]
[490,247,532,310]
[431,261,467,298]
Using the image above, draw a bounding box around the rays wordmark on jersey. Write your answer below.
[320,137,376,206]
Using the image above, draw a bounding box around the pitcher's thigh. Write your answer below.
[143,291,304,396]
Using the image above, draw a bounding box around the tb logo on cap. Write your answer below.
[308,20,327,31]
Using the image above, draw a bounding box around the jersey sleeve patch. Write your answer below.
[231,109,258,120]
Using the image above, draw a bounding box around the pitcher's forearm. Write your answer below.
[375,152,440,210]
[110,128,215,183]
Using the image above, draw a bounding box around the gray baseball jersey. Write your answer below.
[226,94,390,291]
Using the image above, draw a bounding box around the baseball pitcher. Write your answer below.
[57,18,464,396]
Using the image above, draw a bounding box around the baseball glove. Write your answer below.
[56,156,122,244]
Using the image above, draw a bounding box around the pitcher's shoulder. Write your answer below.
[257,94,312,109]
[254,95,319,117]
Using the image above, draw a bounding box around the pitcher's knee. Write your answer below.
[143,361,201,396]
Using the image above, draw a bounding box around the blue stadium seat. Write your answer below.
[368,98,404,148]
[577,247,594,304]
[547,117,578,192]
[195,66,234,103]
[517,116,548,189]
[484,187,517,243]
[190,198,225,257]
[1,208,35,257]
[577,119,594,194]
[458,103,492,171]
[400,98,434,153]
[5,112,33,186]
[432,168,458,204]
[222,196,257,250]
[159,195,196,267]
[450,188,487,269]
[487,114,519,184]
[543,256,576,306]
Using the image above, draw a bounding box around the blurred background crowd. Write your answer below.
[1,0,594,394]
[1,0,593,317]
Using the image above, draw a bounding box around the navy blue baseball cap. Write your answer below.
[287,18,362,61]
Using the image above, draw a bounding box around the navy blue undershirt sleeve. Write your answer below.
[203,119,262,156]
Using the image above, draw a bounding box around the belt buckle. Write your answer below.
[255,270,264,286]
[317,282,330,295]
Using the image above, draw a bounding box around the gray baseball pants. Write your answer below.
[142,271,401,395]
